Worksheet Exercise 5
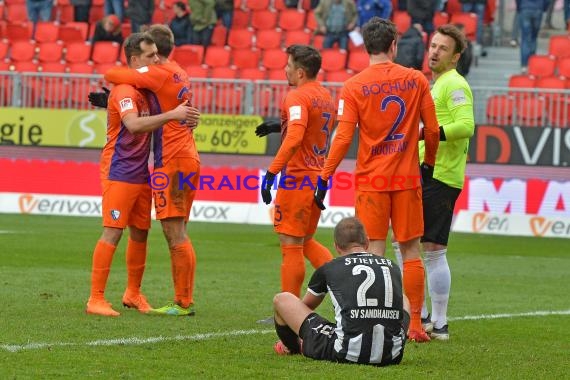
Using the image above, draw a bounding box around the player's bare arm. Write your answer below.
[122,100,193,134]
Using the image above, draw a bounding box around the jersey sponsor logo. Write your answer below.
[338,99,345,115]
[119,98,134,112]
[289,105,301,121]
[110,209,121,220]
[451,89,467,106]
[136,66,149,73]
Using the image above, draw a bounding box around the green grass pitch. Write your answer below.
[0,214,569,379]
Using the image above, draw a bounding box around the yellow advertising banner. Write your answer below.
[0,108,267,154]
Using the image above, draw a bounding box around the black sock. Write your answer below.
[275,321,301,354]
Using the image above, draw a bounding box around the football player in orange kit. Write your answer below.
[258,45,335,300]
[104,25,201,316]
[316,17,440,342]
[86,33,196,317]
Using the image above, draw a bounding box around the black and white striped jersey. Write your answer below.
[307,252,406,365]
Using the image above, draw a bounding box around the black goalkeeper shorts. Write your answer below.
[421,178,462,246]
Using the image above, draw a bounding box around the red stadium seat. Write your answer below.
[91,41,120,64]
[228,28,254,49]
[89,5,104,24]
[527,54,556,78]
[65,41,92,63]
[56,3,75,23]
[278,9,306,31]
[515,96,546,127]
[10,60,39,72]
[261,48,288,70]
[39,61,67,73]
[306,10,318,31]
[210,25,228,46]
[171,44,205,67]
[0,40,9,60]
[283,30,311,46]
[486,94,514,126]
[231,48,261,69]
[232,9,251,29]
[256,29,283,50]
[33,22,60,43]
[547,98,570,128]
[392,10,411,35]
[548,35,570,60]
[445,0,462,14]
[10,40,36,62]
[93,62,118,74]
[58,22,89,42]
[6,4,27,23]
[66,62,94,73]
[37,41,64,62]
[508,74,536,98]
[214,86,243,113]
[244,0,270,11]
[312,34,324,49]
[239,67,266,80]
[204,46,231,67]
[273,0,288,11]
[450,12,478,41]
[557,57,570,78]
[321,49,347,72]
[326,70,352,83]
[433,12,450,29]
[185,64,209,78]
[210,66,238,79]
[347,49,369,72]
[250,9,278,30]
[267,68,285,80]
[5,22,33,41]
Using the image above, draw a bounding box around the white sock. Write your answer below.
[421,283,430,320]
[391,242,403,277]
[424,249,450,329]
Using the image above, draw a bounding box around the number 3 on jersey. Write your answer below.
[313,112,331,156]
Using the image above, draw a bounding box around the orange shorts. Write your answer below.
[153,157,200,220]
[355,188,423,242]
[273,186,321,237]
[101,180,152,229]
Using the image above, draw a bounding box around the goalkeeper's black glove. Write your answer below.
[261,171,276,205]
[255,119,281,137]
[88,87,110,109]
[313,176,329,210]
[420,162,434,185]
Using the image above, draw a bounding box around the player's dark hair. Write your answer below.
[436,24,467,54]
[124,32,156,64]
[362,17,398,55]
[285,44,322,79]
[147,24,175,57]
[334,217,367,251]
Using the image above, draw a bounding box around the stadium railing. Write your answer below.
[1,71,569,128]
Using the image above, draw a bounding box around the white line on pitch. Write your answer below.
[2,309,569,353]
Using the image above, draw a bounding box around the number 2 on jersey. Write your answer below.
[381,95,406,142]
[352,265,393,308]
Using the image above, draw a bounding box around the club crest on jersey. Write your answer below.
[110,209,121,220]
[120,98,134,112]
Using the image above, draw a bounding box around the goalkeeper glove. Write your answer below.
[420,162,434,184]
[313,176,329,210]
[261,171,276,205]
[88,87,110,109]
[255,119,281,137]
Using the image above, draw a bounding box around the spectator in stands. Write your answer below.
[516,0,550,73]
[92,14,124,45]
[454,23,473,76]
[406,0,437,36]
[127,0,155,33]
[170,2,193,46]
[189,0,218,47]
[459,0,487,56]
[26,0,55,23]
[105,0,125,22]
[356,0,392,28]
[71,0,91,23]
[215,0,234,29]
[395,23,425,70]
[565,0,570,30]
[314,0,358,51]
[510,12,519,47]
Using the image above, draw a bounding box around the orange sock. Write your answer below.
[280,244,305,297]
[170,241,191,308]
[303,238,333,269]
[187,238,197,305]
[90,240,117,299]
[125,238,147,294]
[403,258,426,332]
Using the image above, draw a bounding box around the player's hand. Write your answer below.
[171,100,192,121]
[88,87,110,109]
[255,119,281,137]
[186,106,200,130]
[420,162,434,184]
[261,171,276,205]
[313,176,329,210]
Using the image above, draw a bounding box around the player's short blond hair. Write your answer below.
[334,217,368,250]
